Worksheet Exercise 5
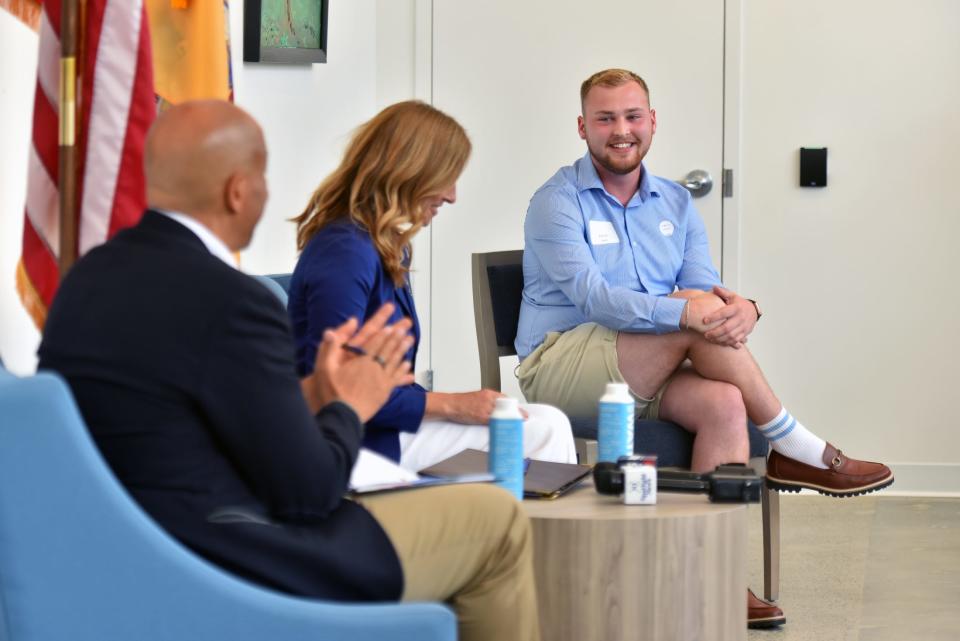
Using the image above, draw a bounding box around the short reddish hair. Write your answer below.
[580,69,650,111]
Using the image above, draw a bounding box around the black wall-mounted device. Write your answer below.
[799,147,827,187]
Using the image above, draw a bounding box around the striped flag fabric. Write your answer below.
[16,0,156,329]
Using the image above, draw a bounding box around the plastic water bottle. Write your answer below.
[489,397,524,500]
[598,382,634,463]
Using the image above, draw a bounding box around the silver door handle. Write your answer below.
[680,170,713,198]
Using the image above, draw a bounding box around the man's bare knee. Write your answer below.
[710,383,748,435]
[674,380,744,429]
[687,328,757,362]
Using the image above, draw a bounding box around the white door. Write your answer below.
[422,0,727,396]
[738,0,960,491]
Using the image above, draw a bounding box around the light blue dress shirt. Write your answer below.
[516,152,721,359]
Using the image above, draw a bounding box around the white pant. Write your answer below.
[398,403,577,472]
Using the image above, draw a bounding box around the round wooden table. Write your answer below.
[523,478,747,641]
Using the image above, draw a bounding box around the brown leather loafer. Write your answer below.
[766,443,894,497]
[748,588,785,629]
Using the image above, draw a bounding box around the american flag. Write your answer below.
[16,0,155,329]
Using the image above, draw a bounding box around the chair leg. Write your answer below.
[761,483,781,601]
[574,438,597,465]
[751,455,781,602]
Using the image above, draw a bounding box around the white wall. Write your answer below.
[374,0,417,108]
[0,1,410,373]
[233,0,380,276]
[0,12,41,375]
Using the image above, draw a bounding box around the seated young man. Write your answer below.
[516,68,893,629]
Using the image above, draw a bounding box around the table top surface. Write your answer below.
[521,477,747,521]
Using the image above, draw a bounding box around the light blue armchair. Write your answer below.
[0,365,456,641]
[253,273,290,307]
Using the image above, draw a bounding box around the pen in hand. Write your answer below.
[342,339,392,369]
[341,344,367,357]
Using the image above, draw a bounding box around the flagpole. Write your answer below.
[58,0,80,279]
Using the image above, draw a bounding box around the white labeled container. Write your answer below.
[622,454,658,505]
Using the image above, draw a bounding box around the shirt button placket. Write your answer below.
[625,205,645,287]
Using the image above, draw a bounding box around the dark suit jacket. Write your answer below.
[38,211,403,601]
[288,220,426,461]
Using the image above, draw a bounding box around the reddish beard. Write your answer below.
[592,137,643,176]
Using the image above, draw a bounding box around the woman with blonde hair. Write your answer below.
[289,100,576,470]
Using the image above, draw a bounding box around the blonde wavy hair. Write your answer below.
[293,101,471,286]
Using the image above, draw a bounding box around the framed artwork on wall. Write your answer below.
[243,0,329,64]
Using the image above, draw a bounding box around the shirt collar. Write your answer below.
[575,151,607,192]
[156,209,239,269]
[575,152,660,205]
[637,165,660,202]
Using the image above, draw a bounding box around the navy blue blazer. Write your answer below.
[38,211,403,601]
[289,221,425,462]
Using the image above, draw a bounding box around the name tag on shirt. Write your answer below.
[589,220,620,245]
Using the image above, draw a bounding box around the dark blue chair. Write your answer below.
[0,363,456,641]
[470,250,781,600]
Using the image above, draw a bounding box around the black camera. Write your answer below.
[593,458,763,503]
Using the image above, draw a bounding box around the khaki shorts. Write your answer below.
[517,322,665,420]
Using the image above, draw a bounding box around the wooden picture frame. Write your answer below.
[243,0,329,64]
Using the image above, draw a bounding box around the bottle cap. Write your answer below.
[494,397,520,412]
[605,382,629,396]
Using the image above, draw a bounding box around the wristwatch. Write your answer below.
[747,298,762,321]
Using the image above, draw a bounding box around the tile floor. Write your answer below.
[746,495,960,641]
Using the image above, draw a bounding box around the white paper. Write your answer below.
[589,220,620,245]
[349,448,421,491]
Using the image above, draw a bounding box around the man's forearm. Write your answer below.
[668,288,710,301]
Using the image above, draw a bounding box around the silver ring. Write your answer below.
[373,355,387,368]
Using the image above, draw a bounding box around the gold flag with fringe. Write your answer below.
[146,0,233,109]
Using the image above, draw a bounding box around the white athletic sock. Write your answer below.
[757,407,828,469]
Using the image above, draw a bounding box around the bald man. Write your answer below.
[39,101,541,641]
